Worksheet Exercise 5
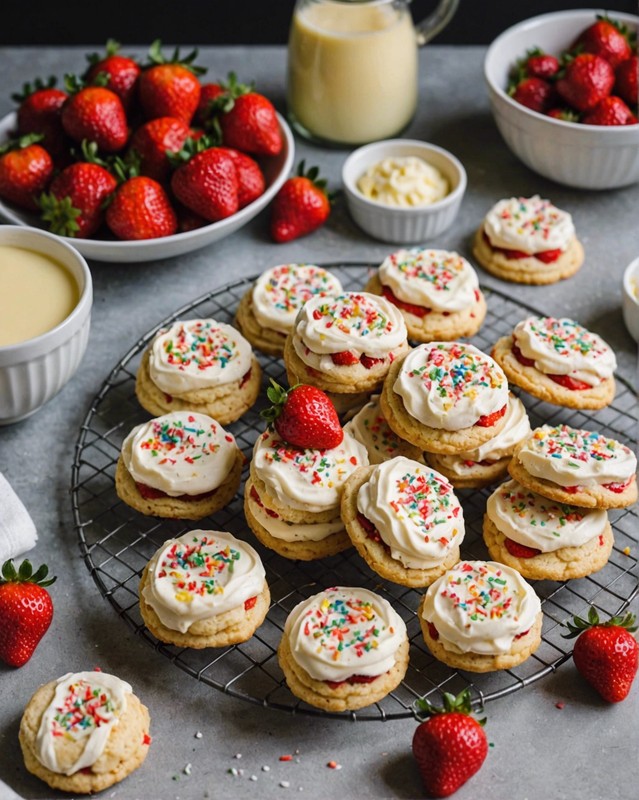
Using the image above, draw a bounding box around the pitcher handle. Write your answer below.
[414,0,459,46]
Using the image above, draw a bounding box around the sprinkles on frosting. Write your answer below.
[390,468,461,546]
[309,293,396,340]
[159,320,242,372]
[49,678,119,740]
[516,317,611,362]
[498,482,588,534]
[256,264,340,315]
[528,425,630,466]
[140,415,230,464]
[353,400,409,458]
[496,196,566,244]
[383,249,471,293]
[439,562,518,623]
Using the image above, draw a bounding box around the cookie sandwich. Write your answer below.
[343,394,423,464]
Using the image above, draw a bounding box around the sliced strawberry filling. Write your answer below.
[244,595,257,610]
[514,628,531,640]
[381,285,432,318]
[427,622,439,640]
[135,482,217,501]
[504,537,541,559]
[357,513,383,545]
[331,350,385,369]
[463,458,497,467]
[483,230,563,263]
[249,485,279,518]
[325,674,380,690]
[511,342,591,391]
[603,478,632,493]
[239,368,252,388]
[475,404,507,428]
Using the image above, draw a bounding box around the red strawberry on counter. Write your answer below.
[12,77,68,158]
[0,559,56,667]
[0,134,54,210]
[270,161,331,243]
[213,72,282,156]
[138,40,205,125]
[563,607,638,703]
[412,688,488,798]
[582,95,638,126]
[61,79,129,153]
[85,39,141,111]
[574,15,633,71]
[261,379,343,450]
[556,53,615,112]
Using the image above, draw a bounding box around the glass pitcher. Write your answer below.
[286,0,459,146]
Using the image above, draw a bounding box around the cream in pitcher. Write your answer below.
[286,0,459,146]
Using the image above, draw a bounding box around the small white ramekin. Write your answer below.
[622,257,639,343]
[342,139,467,244]
[0,226,92,424]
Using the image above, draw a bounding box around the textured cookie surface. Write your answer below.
[234,288,288,357]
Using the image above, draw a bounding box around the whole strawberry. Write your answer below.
[575,15,633,71]
[214,73,282,157]
[412,689,488,798]
[138,40,205,124]
[171,144,239,222]
[0,135,54,211]
[582,96,638,126]
[85,39,141,111]
[62,82,129,153]
[12,77,68,158]
[510,76,555,113]
[220,147,265,208]
[615,55,638,108]
[129,116,192,183]
[270,161,331,243]
[556,53,615,112]
[0,559,56,667]
[526,51,560,80]
[194,81,225,126]
[564,607,638,703]
[261,379,343,450]
[106,174,177,240]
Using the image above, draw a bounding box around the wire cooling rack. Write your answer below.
[71,263,638,720]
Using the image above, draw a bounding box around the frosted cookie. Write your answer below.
[343,394,424,464]
[283,291,409,404]
[115,411,243,520]
[380,342,509,455]
[472,195,584,285]
[135,318,261,425]
[139,530,269,648]
[418,560,543,672]
[483,478,613,581]
[341,457,464,587]
[245,426,369,560]
[19,670,150,794]
[278,586,409,712]
[492,316,616,410]
[509,425,638,509]
[235,263,343,356]
[425,395,531,489]
[365,248,486,342]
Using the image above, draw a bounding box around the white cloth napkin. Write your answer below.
[0,472,38,563]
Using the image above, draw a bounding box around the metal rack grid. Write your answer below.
[71,263,638,720]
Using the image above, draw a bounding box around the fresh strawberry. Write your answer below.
[195,82,224,126]
[511,76,555,112]
[615,55,638,107]
[556,53,615,112]
[138,40,205,124]
[129,116,191,182]
[261,379,343,450]
[106,175,177,240]
[582,95,638,125]
[270,161,331,243]
[61,81,129,153]
[12,77,68,158]
[504,537,541,559]
[0,559,56,668]
[220,147,265,208]
[563,607,638,703]
[174,201,208,232]
[548,374,592,390]
[331,350,360,366]
[170,144,239,222]
[213,72,282,156]
[412,688,488,798]
[526,51,560,80]
[0,135,54,210]
[85,39,141,111]
[575,15,633,71]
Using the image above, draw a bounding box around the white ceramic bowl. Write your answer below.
[0,112,295,263]
[484,9,639,190]
[622,256,639,343]
[342,139,467,244]
[0,226,92,424]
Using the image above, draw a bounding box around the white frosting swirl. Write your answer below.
[142,530,266,633]
[252,428,368,513]
[357,156,449,207]
[394,342,508,430]
[517,425,637,488]
[35,671,131,775]
[484,195,575,253]
[149,319,253,394]
[378,249,479,313]
[421,561,541,655]
[122,412,238,496]
[292,291,407,371]
[252,264,343,334]
[513,316,616,387]
[247,485,344,542]
[285,586,407,681]
[486,478,608,552]
[344,394,420,464]
[357,457,464,568]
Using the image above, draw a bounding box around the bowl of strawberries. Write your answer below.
[0,41,294,262]
[484,9,639,190]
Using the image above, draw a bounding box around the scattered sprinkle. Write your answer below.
[228,768,239,777]
[327,761,341,770]
[183,764,192,776]
[234,753,243,759]
[556,701,565,710]
[194,731,203,739]
[623,546,631,556]
[280,754,293,762]
[280,781,290,789]
[489,742,495,748]
[262,765,271,772]
[250,775,258,782]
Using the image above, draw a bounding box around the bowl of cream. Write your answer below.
[0,225,92,424]
[342,139,467,243]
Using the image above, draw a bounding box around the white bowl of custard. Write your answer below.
[0,226,92,424]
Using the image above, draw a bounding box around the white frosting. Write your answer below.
[149,319,253,394]
[252,428,368,513]
[35,671,131,775]
[484,195,575,253]
[122,412,238,496]
[421,561,541,655]
[357,457,464,568]
[486,478,608,552]
[434,396,531,474]
[252,264,343,334]
[285,586,407,681]
[393,342,508,430]
[378,249,479,313]
[343,394,420,464]
[517,425,637,488]
[142,530,266,633]
[513,316,616,387]
[356,156,449,207]
[292,291,407,371]
[247,486,344,542]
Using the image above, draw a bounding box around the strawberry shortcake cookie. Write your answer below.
[473,195,584,284]
[343,394,423,464]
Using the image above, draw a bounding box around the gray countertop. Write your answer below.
[0,45,637,800]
